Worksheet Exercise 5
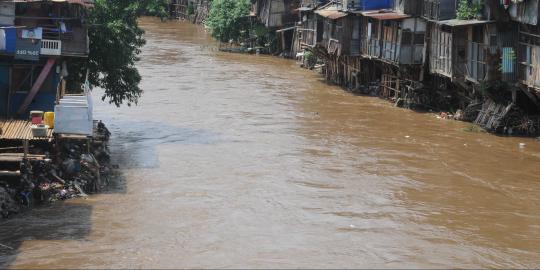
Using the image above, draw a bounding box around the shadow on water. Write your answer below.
[106,120,221,170]
[0,120,220,266]
[0,202,92,268]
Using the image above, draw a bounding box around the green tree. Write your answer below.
[140,0,171,19]
[205,0,250,42]
[69,0,149,106]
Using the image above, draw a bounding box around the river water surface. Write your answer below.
[1,17,540,268]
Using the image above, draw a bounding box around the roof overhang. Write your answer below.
[437,19,495,27]
[358,10,410,20]
[315,8,348,20]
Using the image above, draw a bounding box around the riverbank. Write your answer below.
[0,121,113,218]
[172,2,540,137]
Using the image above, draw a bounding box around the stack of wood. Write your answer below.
[474,99,540,135]
[475,99,513,131]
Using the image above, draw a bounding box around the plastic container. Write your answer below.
[44,112,55,128]
[30,110,44,124]
[31,124,49,137]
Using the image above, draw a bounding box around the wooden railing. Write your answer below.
[41,39,62,56]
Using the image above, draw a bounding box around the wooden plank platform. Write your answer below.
[0,119,54,141]
[0,153,46,162]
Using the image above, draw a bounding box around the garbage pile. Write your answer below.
[0,186,19,218]
[0,121,112,218]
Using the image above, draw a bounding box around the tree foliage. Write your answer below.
[457,0,482,20]
[140,0,171,19]
[70,0,167,106]
[205,0,250,42]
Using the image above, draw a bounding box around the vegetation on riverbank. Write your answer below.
[205,0,250,42]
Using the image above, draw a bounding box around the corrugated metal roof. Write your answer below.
[359,10,410,20]
[315,7,347,20]
[0,120,53,141]
[438,19,494,27]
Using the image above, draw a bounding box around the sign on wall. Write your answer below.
[21,27,43,40]
[15,38,41,61]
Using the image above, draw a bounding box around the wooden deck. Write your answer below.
[0,120,54,141]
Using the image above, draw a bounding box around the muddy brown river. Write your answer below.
[1,17,540,268]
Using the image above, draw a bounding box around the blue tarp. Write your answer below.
[8,71,60,117]
[9,93,56,116]
[0,26,17,53]
[359,0,393,10]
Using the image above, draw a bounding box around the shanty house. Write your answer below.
[518,24,540,95]
[252,0,300,28]
[425,0,516,86]
[316,5,359,56]
[508,0,540,99]
[0,0,92,119]
[359,11,426,66]
[356,0,426,98]
[291,0,328,56]
[314,0,393,88]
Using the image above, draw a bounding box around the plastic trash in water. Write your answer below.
[519,143,526,149]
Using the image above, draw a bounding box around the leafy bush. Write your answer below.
[140,0,171,19]
[457,0,482,20]
[304,50,317,67]
[205,0,250,42]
